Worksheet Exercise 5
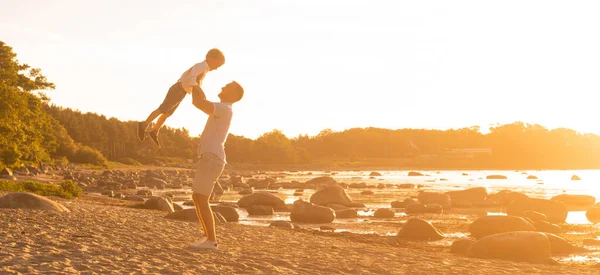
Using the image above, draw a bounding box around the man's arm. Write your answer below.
[191,86,214,115]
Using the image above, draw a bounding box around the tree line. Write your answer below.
[2,40,599,169]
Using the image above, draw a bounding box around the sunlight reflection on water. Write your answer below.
[172,169,600,236]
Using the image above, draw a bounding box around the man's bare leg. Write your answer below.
[192,193,209,237]
[192,193,217,242]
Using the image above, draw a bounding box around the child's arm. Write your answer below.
[191,86,214,115]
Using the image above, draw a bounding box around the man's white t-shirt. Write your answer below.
[198,102,233,163]
[179,61,209,94]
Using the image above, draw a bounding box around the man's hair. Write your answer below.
[229,81,244,102]
[206,48,225,64]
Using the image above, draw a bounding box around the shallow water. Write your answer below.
[166,169,600,236]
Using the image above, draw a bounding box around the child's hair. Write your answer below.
[206,48,225,64]
[230,81,244,102]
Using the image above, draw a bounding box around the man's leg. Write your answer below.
[192,193,209,237]
[192,192,217,242]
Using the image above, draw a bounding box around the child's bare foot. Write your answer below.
[148,130,161,148]
[137,122,148,141]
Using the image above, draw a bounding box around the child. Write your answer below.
[138,48,225,147]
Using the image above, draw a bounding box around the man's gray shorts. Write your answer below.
[192,153,225,196]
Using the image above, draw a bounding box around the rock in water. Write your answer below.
[310,185,353,207]
[397,218,444,241]
[0,192,70,212]
[290,200,335,223]
[469,216,535,239]
[507,198,568,223]
[467,231,551,263]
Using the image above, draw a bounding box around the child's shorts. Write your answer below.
[158,82,187,116]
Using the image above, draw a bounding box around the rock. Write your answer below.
[535,220,561,233]
[487,190,529,206]
[290,200,335,223]
[144,197,174,213]
[101,190,114,197]
[391,198,419,208]
[124,196,145,202]
[0,167,16,180]
[397,218,444,241]
[239,187,253,195]
[418,192,451,209]
[523,210,548,223]
[173,203,184,211]
[486,175,507,180]
[213,212,227,223]
[571,175,581,181]
[507,198,568,223]
[305,176,337,186]
[376,184,386,189]
[310,185,353,207]
[469,216,536,239]
[373,208,395,218]
[247,205,274,216]
[445,187,487,203]
[543,233,573,254]
[347,202,366,208]
[408,171,424,176]
[550,194,596,210]
[237,192,286,210]
[586,207,600,223]
[397,184,415,189]
[165,209,198,221]
[360,190,374,195]
[467,231,551,263]
[136,190,153,196]
[270,220,295,230]
[349,182,367,188]
[369,172,382,176]
[450,239,475,255]
[583,239,600,246]
[405,203,443,214]
[335,208,358,218]
[0,192,69,212]
[212,205,239,222]
[527,175,538,180]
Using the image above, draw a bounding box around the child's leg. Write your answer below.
[150,113,170,132]
[144,109,163,126]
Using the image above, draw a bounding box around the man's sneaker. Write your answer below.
[137,122,147,142]
[189,240,218,250]
[148,130,161,148]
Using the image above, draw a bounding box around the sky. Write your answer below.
[1,0,600,139]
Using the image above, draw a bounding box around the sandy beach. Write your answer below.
[0,193,598,275]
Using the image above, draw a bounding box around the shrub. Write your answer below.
[0,180,82,199]
[69,145,107,166]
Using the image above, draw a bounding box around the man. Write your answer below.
[188,81,244,250]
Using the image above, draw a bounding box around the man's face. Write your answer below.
[218,83,236,101]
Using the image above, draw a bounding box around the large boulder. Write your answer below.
[290,200,335,224]
[418,192,451,209]
[373,208,395,218]
[237,192,286,210]
[0,168,16,180]
[469,216,536,239]
[211,205,239,222]
[550,194,596,211]
[0,192,70,212]
[487,190,528,206]
[305,176,337,186]
[507,198,568,223]
[397,218,444,241]
[164,208,225,223]
[585,206,600,223]
[143,197,174,213]
[445,187,487,205]
[310,185,353,207]
[467,231,551,263]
